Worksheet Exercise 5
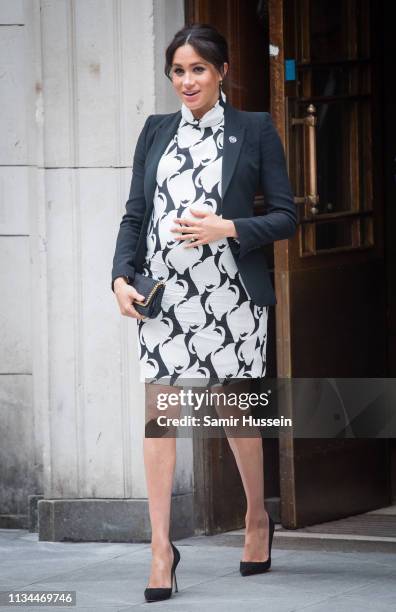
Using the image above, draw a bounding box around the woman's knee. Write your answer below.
[144,383,182,437]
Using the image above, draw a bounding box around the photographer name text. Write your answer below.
[156,415,292,428]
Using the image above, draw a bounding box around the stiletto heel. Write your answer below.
[240,514,275,576]
[144,541,181,602]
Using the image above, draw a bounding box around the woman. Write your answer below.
[111,23,296,603]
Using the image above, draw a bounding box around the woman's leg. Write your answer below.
[227,435,269,562]
[143,382,181,587]
[212,381,270,562]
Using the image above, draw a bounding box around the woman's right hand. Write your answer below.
[113,277,147,320]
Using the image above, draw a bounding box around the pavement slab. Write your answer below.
[0,529,395,611]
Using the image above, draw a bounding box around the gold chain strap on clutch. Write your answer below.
[140,280,165,307]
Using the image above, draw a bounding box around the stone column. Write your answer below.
[24,0,191,542]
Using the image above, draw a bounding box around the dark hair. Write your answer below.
[164,23,229,81]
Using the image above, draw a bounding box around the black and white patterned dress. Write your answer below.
[137,93,268,385]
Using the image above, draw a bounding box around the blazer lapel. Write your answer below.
[144,111,181,213]
[222,102,245,206]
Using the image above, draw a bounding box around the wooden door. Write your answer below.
[270,0,391,527]
[185,0,279,534]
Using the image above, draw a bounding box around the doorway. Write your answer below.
[186,0,394,532]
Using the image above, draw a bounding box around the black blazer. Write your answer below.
[111,99,297,306]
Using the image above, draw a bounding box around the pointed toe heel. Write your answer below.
[240,514,275,577]
[144,542,181,602]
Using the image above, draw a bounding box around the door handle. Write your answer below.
[292,104,319,215]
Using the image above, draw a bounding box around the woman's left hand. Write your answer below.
[171,209,237,247]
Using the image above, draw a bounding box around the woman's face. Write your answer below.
[170,44,228,119]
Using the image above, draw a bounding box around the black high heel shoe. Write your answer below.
[240,514,275,576]
[144,542,181,603]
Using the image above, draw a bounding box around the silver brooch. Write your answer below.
[229,135,237,143]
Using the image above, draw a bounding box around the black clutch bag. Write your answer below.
[132,272,165,318]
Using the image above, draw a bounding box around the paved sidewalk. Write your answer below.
[0,528,395,611]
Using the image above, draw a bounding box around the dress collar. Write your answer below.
[181,90,226,128]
